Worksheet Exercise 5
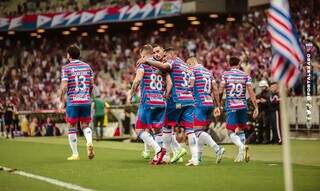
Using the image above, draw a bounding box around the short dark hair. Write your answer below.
[229,56,240,66]
[140,44,153,54]
[164,47,175,53]
[67,44,80,59]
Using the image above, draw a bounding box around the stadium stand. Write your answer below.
[0,1,319,111]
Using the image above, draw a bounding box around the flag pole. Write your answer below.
[279,83,294,191]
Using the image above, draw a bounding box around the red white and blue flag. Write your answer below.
[267,0,304,88]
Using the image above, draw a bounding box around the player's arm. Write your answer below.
[59,66,68,111]
[211,80,220,108]
[141,58,171,71]
[247,84,259,119]
[127,69,144,103]
[212,80,221,117]
[219,80,226,108]
[59,80,68,110]
[165,73,172,99]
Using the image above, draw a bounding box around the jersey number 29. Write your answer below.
[229,83,243,97]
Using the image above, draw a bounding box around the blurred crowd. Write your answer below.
[0,0,159,17]
[0,1,319,113]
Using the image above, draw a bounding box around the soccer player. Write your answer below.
[220,56,258,162]
[138,46,199,166]
[127,44,167,165]
[186,57,225,164]
[59,44,95,161]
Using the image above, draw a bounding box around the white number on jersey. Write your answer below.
[229,83,243,97]
[203,77,212,93]
[181,71,190,87]
[75,75,86,92]
[150,74,163,90]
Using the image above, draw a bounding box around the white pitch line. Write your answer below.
[0,166,95,191]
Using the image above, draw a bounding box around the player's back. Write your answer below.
[62,60,93,106]
[192,64,214,107]
[139,64,166,107]
[222,68,251,111]
[168,57,194,106]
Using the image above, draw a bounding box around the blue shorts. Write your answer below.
[136,105,165,129]
[165,104,194,129]
[194,106,214,127]
[66,105,91,125]
[226,109,248,132]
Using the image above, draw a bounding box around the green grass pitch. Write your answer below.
[0,137,319,191]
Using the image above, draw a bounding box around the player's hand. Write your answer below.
[253,107,259,119]
[136,57,146,67]
[58,102,65,113]
[164,92,170,99]
[213,107,221,117]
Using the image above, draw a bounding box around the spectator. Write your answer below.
[43,117,55,136]
[256,80,272,144]
[269,82,281,144]
[30,117,42,136]
[20,115,30,136]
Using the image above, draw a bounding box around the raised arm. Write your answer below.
[142,58,171,71]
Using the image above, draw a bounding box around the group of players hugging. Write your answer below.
[60,44,258,166]
[127,44,259,166]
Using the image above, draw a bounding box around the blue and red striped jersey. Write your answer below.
[61,60,94,106]
[221,69,251,111]
[192,64,214,107]
[137,63,166,107]
[167,57,194,106]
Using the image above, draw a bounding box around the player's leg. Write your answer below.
[194,107,224,163]
[170,131,184,163]
[99,116,105,140]
[149,107,168,164]
[65,105,80,160]
[237,109,250,162]
[164,105,185,163]
[136,106,164,164]
[142,132,151,159]
[181,106,199,166]
[226,110,245,162]
[154,131,163,147]
[80,105,94,160]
